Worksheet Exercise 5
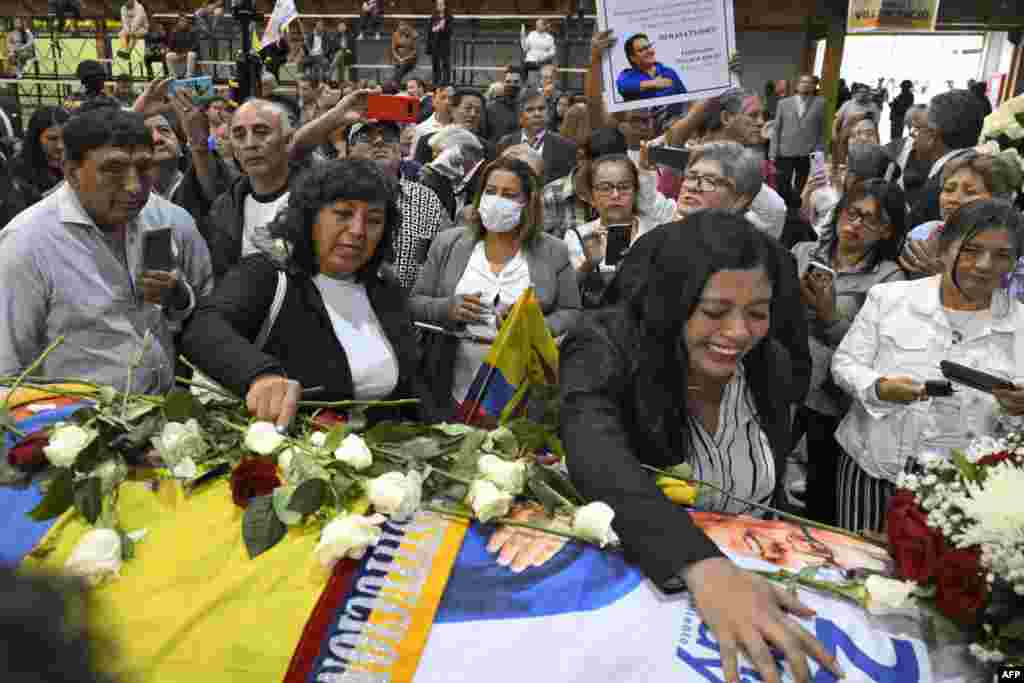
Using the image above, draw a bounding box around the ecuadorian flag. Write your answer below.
[460,287,558,425]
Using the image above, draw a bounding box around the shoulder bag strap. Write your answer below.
[255,270,288,350]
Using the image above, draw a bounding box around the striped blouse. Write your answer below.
[688,366,776,516]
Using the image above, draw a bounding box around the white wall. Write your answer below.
[736,31,809,95]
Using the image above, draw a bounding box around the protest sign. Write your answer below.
[596,0,738,113]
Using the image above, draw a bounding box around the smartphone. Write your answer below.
[940,361,1015,394]
[142,228,175,272]
[924,380,954,398]
[367,94,420,124]
[169,75,214,98]
[605,224,631,267]
[648,145,691,171]
[806,261,836,280]
[809,150,827,179]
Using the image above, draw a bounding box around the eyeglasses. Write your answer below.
[352,129,399,146]
[682,173,732,194]
[843,206,885,232]
[593,182,635,195]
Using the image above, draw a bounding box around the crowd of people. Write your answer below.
[2,15,1024,683]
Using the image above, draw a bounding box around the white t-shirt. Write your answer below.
[314,274,400,400]
[242,190,290,257]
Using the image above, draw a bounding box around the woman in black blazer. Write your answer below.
[560,211,841,683]
[182,159,445,427]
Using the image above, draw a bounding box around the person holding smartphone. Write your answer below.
[790,179,907,525]
[563,152,674,307]
[831,199,1024,533]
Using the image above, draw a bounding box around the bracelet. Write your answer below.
[873,377,885,400]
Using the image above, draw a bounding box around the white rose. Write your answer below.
[277,447,297,476]
[477,453,526,494]
[314,514,384,568]
[244,421,285,455]
[171,456,198,480]
[309,431,328,448]
[466,479,514,523]
[1007,120,1024,141]
[334,434,373,470]
[974,140,1001,156]
[571,501,618,548]
[44,423,98,468]
[64,528,122,586]
[1005,96,1024,116]
[367,471,422,521]
[151,419,205,466]
[865,575,917,612]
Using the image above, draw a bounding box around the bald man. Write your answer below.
[204,98,300,279]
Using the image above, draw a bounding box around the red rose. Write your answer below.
[934,548,988,624]
[230,458,282,508]
[976,451,1011,467]
[8,431,50,467]
[312,409,347,431]
[886,490,947,583]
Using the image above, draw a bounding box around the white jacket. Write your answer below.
[831,276,1024,483]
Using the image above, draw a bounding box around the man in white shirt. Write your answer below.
[205,99,297,279]
[411,84,454,153]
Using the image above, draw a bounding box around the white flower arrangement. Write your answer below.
[476,453,527,495]
[571,502,618,548]
[243,421,285,455]
[314,513,385,568]
[151,419,206,472]
[44,423,98,468]
[367,470,423,521]
[466,480,514,523]
[334,434,373,470]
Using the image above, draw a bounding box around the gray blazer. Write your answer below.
[410,226,581,337]
[770,95,826,159]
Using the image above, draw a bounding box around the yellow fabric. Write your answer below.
[0,383,98,408]
[21,479,327,683]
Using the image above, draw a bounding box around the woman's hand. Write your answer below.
[799,271,836,323]
[581,229,607,269]
[448,292,487,324]
[487,504,569,573]
[875,376,925,403]
[685,558,842,683]
[134,77,173,118]
[898,238,943,277]
[246,375,302,428]
[993,385,1024,416]
[638,140,656,172]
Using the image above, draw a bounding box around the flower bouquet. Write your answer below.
[888,433,1024,667]
[2,341,619,584]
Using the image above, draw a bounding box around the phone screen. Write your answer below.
[648,146,691,171]
[143,228,175,271]
[605,224,631,267]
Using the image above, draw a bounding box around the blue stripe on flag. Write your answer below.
[434,525,642,623]
[464,364,518,418]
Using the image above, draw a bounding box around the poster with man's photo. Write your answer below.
[596,0,737,113]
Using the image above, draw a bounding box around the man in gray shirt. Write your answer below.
[0,107,212,394]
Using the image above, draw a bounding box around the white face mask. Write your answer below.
[478,194,524,233]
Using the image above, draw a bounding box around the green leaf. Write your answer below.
[449,430,488,480]
[28,469,75,521]
[347,406,369,432]
[242,494,287,559]
[667,462,695,481]
[950,449,980,483]
[323,423,351,454]
[73,477,103,524]
[272,487,303,526]
[532,465,586,506]
[365,421,431,443]
[331,471,357,500]
[0,404,16,433]
[433,423,477,437]
[288,478,327,515]
[109,413,162,453]
[163,388,207,422]
[484,426,519,458]
[398,436,443,462]
[999,617,1024,641]
[527,478,572,516]
[119,529,136,561]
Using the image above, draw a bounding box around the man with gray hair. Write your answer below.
[496,87,577,184]
[204,98,300,279]
[907,89,986,228]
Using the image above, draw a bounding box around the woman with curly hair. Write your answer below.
[181,158,444,428]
